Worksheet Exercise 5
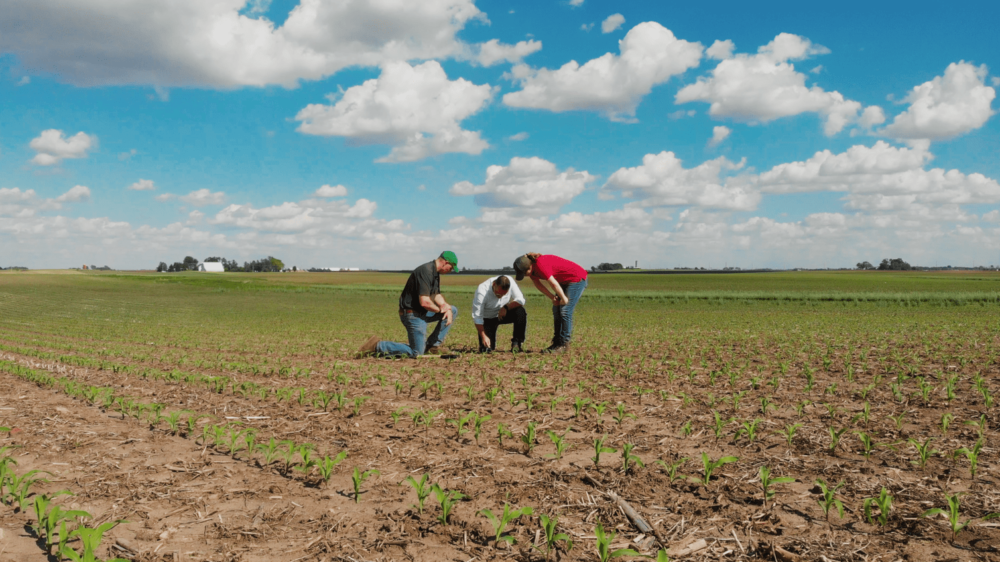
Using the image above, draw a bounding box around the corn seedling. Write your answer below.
[612,403,635,426]
[964,414,987,441]
[401,473,432,514]
[60,520,128,562]
[351,467,379,503]
[546,429,571,459]
[447,411,474,441]
[940,412,954,435]
[316,451,348,484]
[759,466,794,506]
[535,512,573,561]
[909,437,939,468]
[594,521,641,562]
[473,413,490,445]
[680,420,693,438]
[699,452,738,488]
[851,401,871,426]
[390,408,405,426]
[780,423,802,447]
[478,503,533,546]
[815,479,845,524]
[432,484,466,525]
[352,396,369,417]
[521,421,538,455]
[759,396,776,416]
[261,438,285,466]
[711,410,733,440]
[654,457,688,485]
[921,492,999,544]
[734,418,762,445]
[955,440,983,479]
[592,435,616,467]
[4,469,49,511]
[828,426,848,454]
[621,443,644,474]
[863,487,893,527]
[497,423,514,447]
[855,431,878,461]
[591,401,609,423]
[889,412,906,430]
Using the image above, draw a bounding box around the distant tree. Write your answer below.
[856,261,875,270]
[269,256,285,271]
[878,258,912,271]
[595,262,624,271]
[242,256,285,272]
[204,256,222,262]
[182,256,199,271]
[156,262,168,272]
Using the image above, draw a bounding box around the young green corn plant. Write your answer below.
[261,438,285,467]
[280,441,301,475]
[4,469,49,511]
[478,503,533,546]
[401,473,433,514]
[780,423,803,447]
[828,426,848,455]
[316,451,348,485]
[921,492,999,544]
[41,503,91,556]
[472,413,490,446]
[594,521,641,562]
[535,512,573,561]
[591,401,609,424]
[680,419,693,438]
[351,467,380,503]
[734,418,762,445]
[621,443,644,474]
[909,437,939,469]
[522,392,540,412]
[389,408,406,426]
[447,412,474,441]
[964,414,987,441]
[855,431,878,461]
[592,435,616,468]
[710,410,733,441]
[759,466,794,507]
[520,421,538,456]
[548,396,566,414]
[164,410,192,435]
[759,396,776,416]
[955,440,984,479]
[863,487,893,527]
[31,490,74,549]
[497,423,514,447]
[889,412,906,430]
[612,403,635,426]
[814,479,845,525]
[432,484,466,526]
[60,520,129,562]
[184,413,211,438]
[294,446,318,476]
[698,452,738,488]
[851,401,871,427]
[654,457,688,486]
[352,396,370,417]
[546,429,571,459]
[940,412,955,435]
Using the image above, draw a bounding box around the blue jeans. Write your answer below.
[376,306,458,358]
[553,279,587,346]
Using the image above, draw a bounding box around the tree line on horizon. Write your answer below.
[155,256,285,273]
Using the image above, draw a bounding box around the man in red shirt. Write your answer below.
[512,253,588,354]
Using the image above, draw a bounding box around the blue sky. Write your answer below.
[1,0,998,270]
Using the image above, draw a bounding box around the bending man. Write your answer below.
[471,275,526,353]
[359,251,458,358]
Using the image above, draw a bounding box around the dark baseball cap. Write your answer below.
[513,254,531,280]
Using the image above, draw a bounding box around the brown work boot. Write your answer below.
[541,342,570,355]
[357,335,380,357]
[424,346,450,356]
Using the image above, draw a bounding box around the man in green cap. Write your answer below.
[358,251,459,358]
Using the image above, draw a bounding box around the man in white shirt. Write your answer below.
[471,275,527,353]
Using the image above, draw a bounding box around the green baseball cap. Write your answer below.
[440,251,458,268]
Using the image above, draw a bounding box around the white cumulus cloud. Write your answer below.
[604,151,757,210]
[708,125,731,146]
[0,185,90,217]
[180,189,226,207]
[212,198,378,232]
[315,184,348,198]
[295,61,492,162]
[450,157,595,214]
[503,22,703,121]
[0,0,484,88]
[472,39,542,67]
[881,61,996,142]
[29,129,96,166]
[601,14,625,34]
[127,179,156,191]
[676,33,880,136]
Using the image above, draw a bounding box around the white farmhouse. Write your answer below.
[198,262,225,273]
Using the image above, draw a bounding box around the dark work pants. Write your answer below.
[479,306,527,352]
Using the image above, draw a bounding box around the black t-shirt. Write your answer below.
[399,261,440,312]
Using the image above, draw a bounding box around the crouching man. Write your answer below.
[358,251,459,358]
[472,274,527,353]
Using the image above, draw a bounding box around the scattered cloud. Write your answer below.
[155,194,175,202]
[676,33,881,136]
[708,125,731,147]
[186,209,204,225]
[705,40,734,60]
[179,189,226,207]
[0,0,484,88]
[508,132,529,141]
[810,65,823,74]
[604,151,756,211]
[569,0,585,6]
[314,184,348,198]
[450,157,595,214]
[16,76,29,86]
[472,39,542,67]
[127,179,155,191]
[668,109,696,120]
[0,185,90,217]
[212,198,380,232]
[601,14,625,34]
[118,149,137,161]
[29,129,96,166]
[581,23,594,32]
[881,61,996,143]
[295,61,492,162]
[503,22,702,121]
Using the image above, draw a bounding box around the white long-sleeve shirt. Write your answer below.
[471,275,525,325]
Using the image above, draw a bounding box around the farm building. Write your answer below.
[198,262,225,273]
